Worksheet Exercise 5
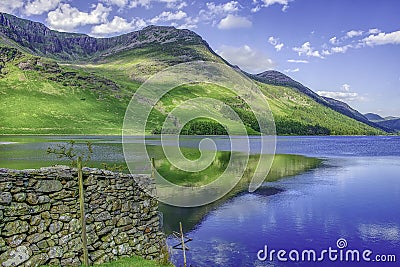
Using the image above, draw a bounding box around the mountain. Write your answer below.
[385,116,399,120]
[375,119,400,132]
[0,13,217,62]
[364,113,385,122]
[363,113,400,132]
[0,12,386,135]
[247,70,389,132]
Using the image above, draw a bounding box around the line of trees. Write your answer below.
[151,119,228,135]
[274,117,331,135]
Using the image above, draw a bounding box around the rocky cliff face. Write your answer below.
[0,13,206,61]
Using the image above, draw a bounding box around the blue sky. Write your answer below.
[1,0,399,116]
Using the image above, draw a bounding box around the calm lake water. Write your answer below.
[167,136,400,267]
[1,135,399,266]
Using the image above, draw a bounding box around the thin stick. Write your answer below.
[151,157,155,178]
[180,222,187,267]
[78,156,89,266]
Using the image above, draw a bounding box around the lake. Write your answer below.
[167,136,400,266]
[1,135,399,266]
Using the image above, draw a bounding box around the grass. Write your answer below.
[40,256,173,267]
[0,49,130,134]
[257,82,383,135]
[0,45,385,135]
[92,256,173,267]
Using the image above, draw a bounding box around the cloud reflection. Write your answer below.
[358,223,400,241]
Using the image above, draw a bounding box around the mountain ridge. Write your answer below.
[364,113,385,122]
[363,113,400,132]
[375,118,400,132]
[0,12,209,62]
[242,69,390,132]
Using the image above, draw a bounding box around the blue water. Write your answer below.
[168,136,400,266]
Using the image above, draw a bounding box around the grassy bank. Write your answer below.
[40,256,173,267]
[93,256,173,267]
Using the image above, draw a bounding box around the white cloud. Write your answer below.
[287,59,308,63]
[149,10,187,24]
[330,44,352,54]
[103,0,129,8]
[363,30,400,46]
[322,42,354,56]
[274,43,284,51]
[368,28,381,34]
[268,36,278,45]
[128,0,151,9]
[46,3,111,32]
[329,36,338,45]
[268,36,284,51]
[175,22,197,29]
[261,0,289,7]
[321,49,331,56]
[317,91,360,102]
[198,1,240,26]
[253,0,290,12]
[284,68,299,73]
[0,0,24,14]
[170,1,187,9]
[217,45,275,73]
[250,5,261,13]
[206,1,240,15]
[24,0,60,15]
[341,83,351,92]
[91,16,146,37]
[175,16,199,29]
[317,83,363,102]
[217,14,252,30]
[346,30,363,38]
[293,42,324,58]
[159,0,187,9]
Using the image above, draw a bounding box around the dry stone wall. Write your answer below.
[0,166,165,266]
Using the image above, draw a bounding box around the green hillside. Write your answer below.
[77,45,383,136]
[0,47,130,134]
[0,44,383,135]
[0,13,385,135]
[258,83,382,135]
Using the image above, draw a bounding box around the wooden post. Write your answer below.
[151,157,155,178]
[180,222,187,267]
[78,156,89,266]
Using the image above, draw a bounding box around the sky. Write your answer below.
[1,0,399,117]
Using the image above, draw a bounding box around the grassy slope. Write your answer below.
[79,45,382,135]
[0,48,135,134]
[0,44,383,135]
[258,82,382,135]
